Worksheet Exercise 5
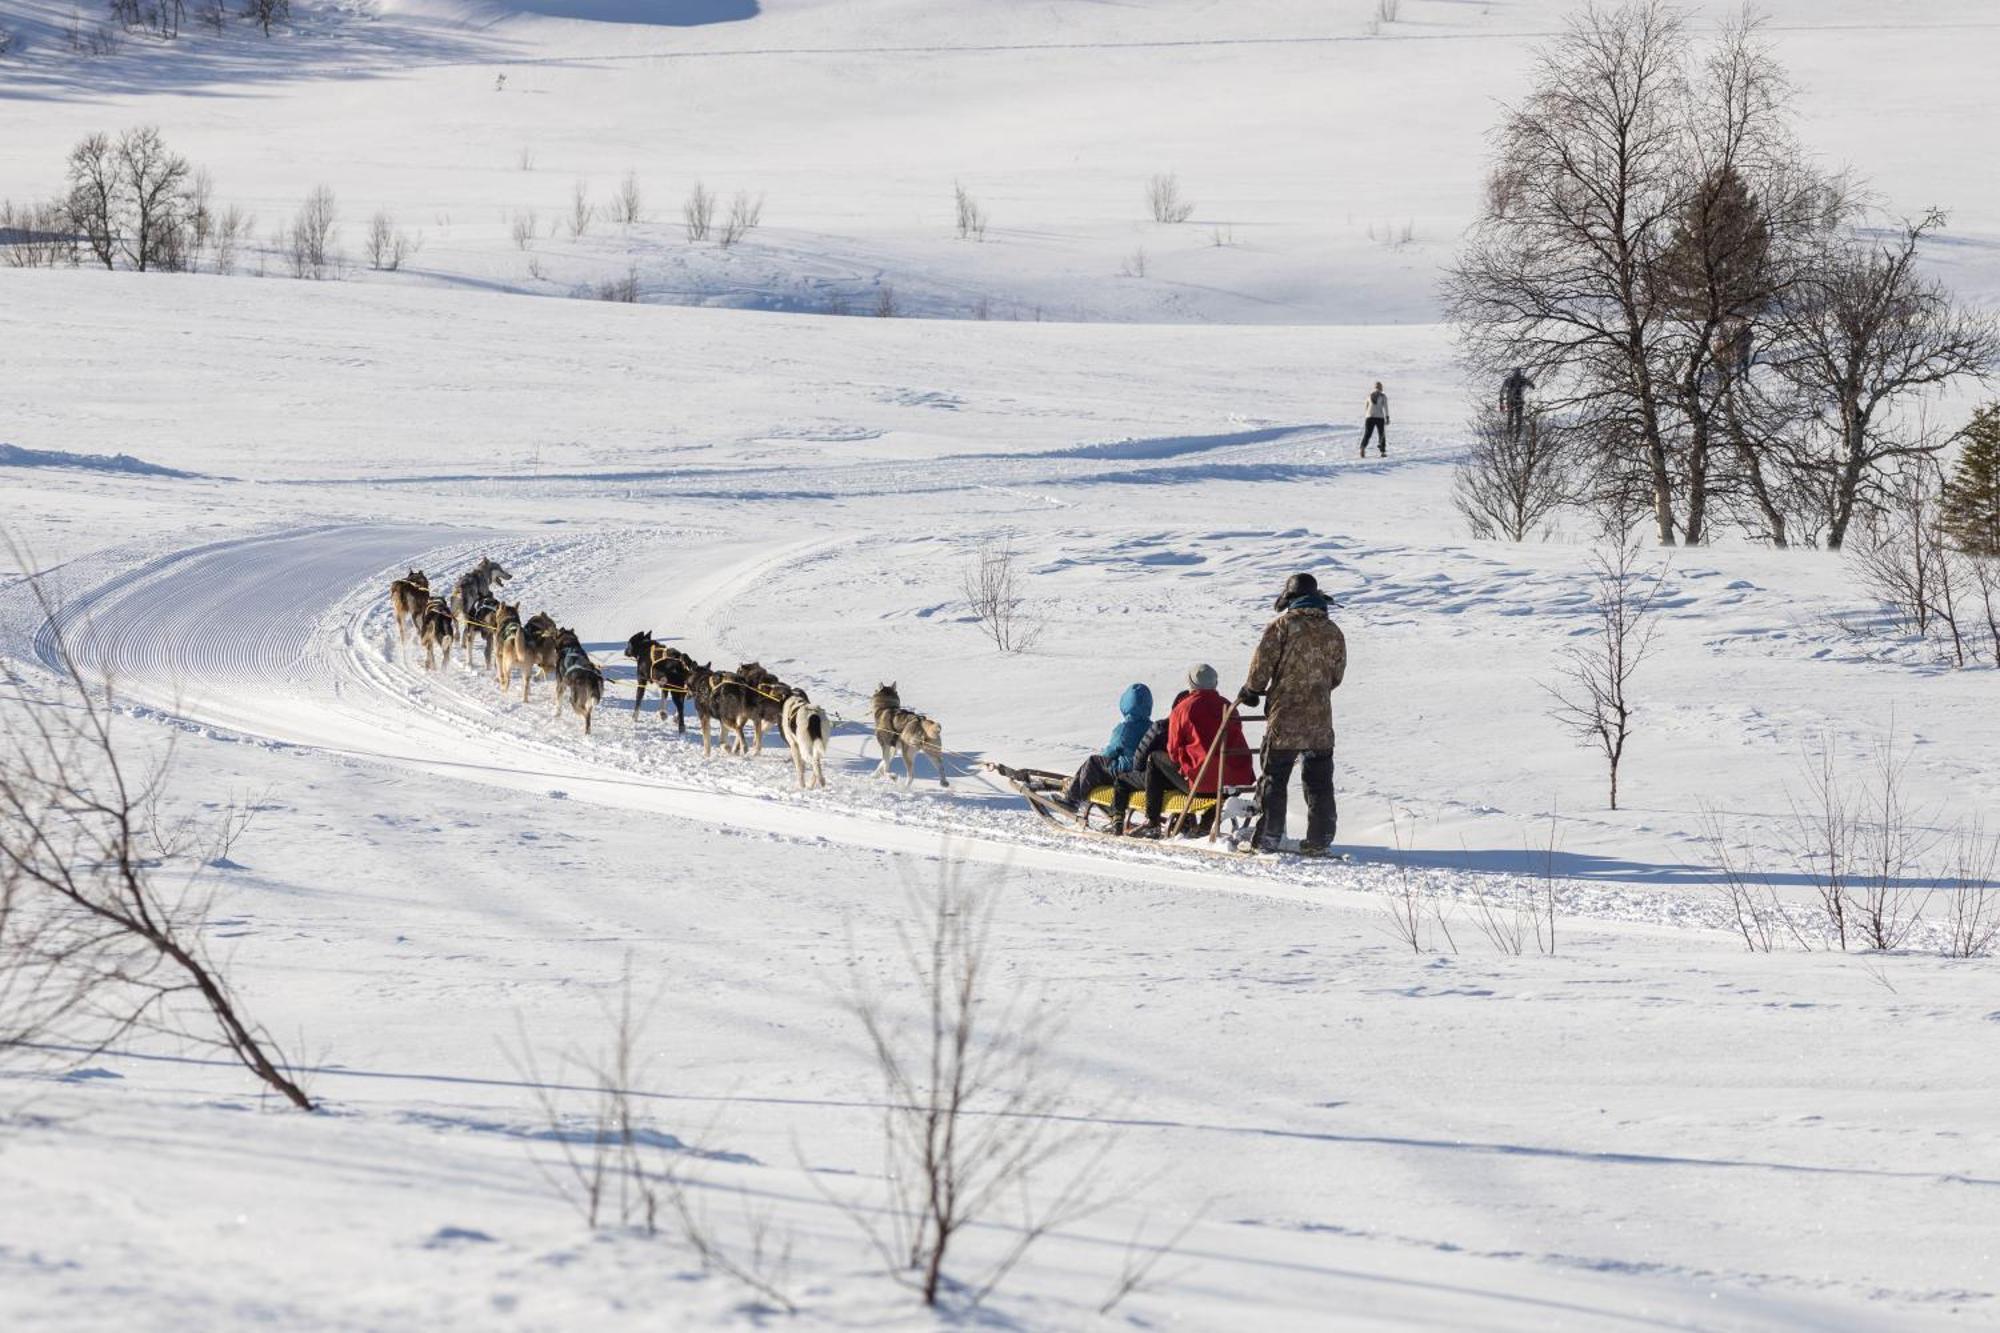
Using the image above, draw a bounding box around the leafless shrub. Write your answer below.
[1466,822,1561,955]
[1381,806,1455,954]
[1146,172,1193,224]
[718,190,762,248]
[525,254,546,282]
[566,179,594,239]
[287,184,338,279]
[1545,539,1667,810]
[364,209,414,272]
[953,181,987,241]
[827,856,1104,1308]
[682,181,715,242]
[1699,807,1814,952]
[516,145,536,172]
[1097,1210,1205,1316]
[510,209,536,251]
[1455,408,1575,541]
[1787,732,1857,948]
[0,199,80,269]
[183,168,214,269]
[197,0,223,33]
[1209,225,1233,247]
[1853,458,1989,667]
[873,285,898,318]
[1848,731,1939,951]
[962,540,1044,654]
[1375,0,1400,21]
[211,203,248,275]
[1943,822,2000,958]
[515,972,661,1233]
[1120,246,1148,279]
[662,1143,798,1313]
[1786,728,1940,951]
[608,170,643,226]
[0,573,313,1108]
[594,266,640,303]
[241,0,287,37]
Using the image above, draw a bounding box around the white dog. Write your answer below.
[781,691,830,789]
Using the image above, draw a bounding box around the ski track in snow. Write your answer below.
[20,521,1777,936]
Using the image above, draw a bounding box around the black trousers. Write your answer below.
[1112,750,1189,823]
[1255,747,1336,848]
[1061,753,1120,806]
[1361,418,1387,453]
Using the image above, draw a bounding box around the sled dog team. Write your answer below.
[388,559,946,790]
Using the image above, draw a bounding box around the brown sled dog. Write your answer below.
[389,569,429,643]
[687,662,761,758]
[490,602,524,691]
[730,662,790,756]
[497,611,561,701]
[553,629,604,734]
[624,631,695,731]
[872,683,947,787]
[417,596,457,670]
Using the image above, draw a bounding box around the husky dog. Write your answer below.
[503,612,561,701]
[417,596,457,670]
[389,569,429,643]
[624,631,694,731]
[781,689,830,789]
[491,601,525,691]
[871,683,947,788]
[462,593,501,669]
[692,660,776,752]
[730,662,789,756]
[553,629,604,734]
[687,662,757,757]
[453,559,511,650]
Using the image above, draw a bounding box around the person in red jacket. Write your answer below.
[1113,663,1255,838]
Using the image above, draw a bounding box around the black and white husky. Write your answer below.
[781,690,829,789]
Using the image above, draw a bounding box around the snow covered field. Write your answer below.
[4,1,2000,1329]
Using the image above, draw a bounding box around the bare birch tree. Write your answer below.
[833,857,1103,1308]
[1545,538,1666,809]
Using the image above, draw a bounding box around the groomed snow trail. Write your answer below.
[21,524,1782,934]
[27,524,1400,905]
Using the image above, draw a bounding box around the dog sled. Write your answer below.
[991,709,1351,860]
[990,707,1266,856]
[994,764,1258,850]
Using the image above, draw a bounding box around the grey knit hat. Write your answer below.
[1187,663,1218,690]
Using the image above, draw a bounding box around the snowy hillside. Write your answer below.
[4,1,2000,1330]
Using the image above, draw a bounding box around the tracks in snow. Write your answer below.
[20,524,1750,933]
[24,524,1375,906]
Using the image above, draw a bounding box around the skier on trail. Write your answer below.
[1237,573,1346,856]
[1361,381,1390,457]
[1500,367,1534,439]
[1049,683,1154,812]
[1111,666,1253,839]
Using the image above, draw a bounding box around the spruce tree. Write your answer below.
[1941,405,2000,556]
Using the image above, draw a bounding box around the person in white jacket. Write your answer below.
[1361,382,1389,457]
